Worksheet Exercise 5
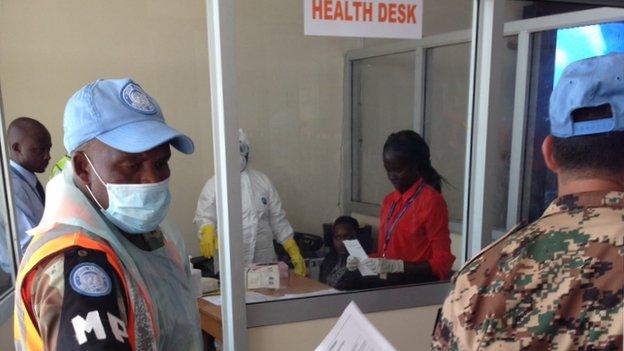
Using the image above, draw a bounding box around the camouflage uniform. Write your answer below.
[432,191,623,350]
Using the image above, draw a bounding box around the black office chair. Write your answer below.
[274,231,324,262]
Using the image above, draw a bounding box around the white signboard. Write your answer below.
[304,0,423,39]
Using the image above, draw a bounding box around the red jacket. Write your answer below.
[376,179,455,280]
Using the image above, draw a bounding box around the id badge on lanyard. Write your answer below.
[382,182,425,258]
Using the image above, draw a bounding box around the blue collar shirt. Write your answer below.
[5,160,44,269]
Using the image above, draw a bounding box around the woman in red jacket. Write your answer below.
[349,130,455,285]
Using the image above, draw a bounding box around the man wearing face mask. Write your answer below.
[194,129,306,276]
[14,79,202,351]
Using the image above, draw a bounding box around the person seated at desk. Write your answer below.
[319,216,364,290]
[194,129,306,276]
[348,130,455,285]
[2,117,51,276]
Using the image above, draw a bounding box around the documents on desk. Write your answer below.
[316,302,397,351]
[343,239,376,276]
[246,264,280,289]
[202,288,339,306]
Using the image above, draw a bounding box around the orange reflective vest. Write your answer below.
[14,224,158,351]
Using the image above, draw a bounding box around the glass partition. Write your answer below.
[233,0,475,293]
[353,51,416,205]
[0,183,12,297]
[0,0,214,330]
[522,20,624,222]
[2,0,622,348]
[423,43,470,225]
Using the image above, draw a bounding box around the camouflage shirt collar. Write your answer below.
[542,190,624,217]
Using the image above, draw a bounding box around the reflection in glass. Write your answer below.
[352,51,416,205]
[0,150,13,295]
[0,205,12,294]
[319,216,365,290]
[0,117,52,297]
[424,43,470,224]
[523,21,624,222]
[375,131,455,284]
[554,22,624,83]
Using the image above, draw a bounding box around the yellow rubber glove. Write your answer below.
[199,224,218,259]
[282,237,306,276]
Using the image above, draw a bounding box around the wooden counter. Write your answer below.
[198,273,331,341]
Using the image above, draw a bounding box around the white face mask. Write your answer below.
[83,153,171,234]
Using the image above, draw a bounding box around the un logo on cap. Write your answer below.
[121,82,158,115]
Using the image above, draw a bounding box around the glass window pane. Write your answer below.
[0,165,13,295]
[353,52,416,205]
[0,229,12,294]
[423,43,470,224]
[493,36,518,231]
[505,0,601,22]
[523,21,624,222]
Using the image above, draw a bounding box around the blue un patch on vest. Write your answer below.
[69,262,112,297]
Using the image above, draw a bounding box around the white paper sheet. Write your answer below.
[203,291,272,306]
[315,301,397,351]
[343,239,376,276]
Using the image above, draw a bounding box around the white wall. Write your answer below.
[249,305,440,351]
[234,0,360,235]
[0,302,441,351]
[0,0,212,256]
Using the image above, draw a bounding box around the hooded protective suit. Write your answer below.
[195,130,307,272]
[195,166,295,266]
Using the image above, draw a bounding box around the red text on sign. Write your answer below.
[378,3,417,23]
[312,0,374,22]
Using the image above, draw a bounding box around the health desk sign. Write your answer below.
[304,0,423,39]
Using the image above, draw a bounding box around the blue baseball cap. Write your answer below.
[549,52,624,138]
[63,78,194,154]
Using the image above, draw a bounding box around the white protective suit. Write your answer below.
[194,167,294,266]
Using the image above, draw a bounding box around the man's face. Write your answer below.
[78,140,171,209]
[16,128,52,173]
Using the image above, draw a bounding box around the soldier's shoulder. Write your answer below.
[452,221,531,282]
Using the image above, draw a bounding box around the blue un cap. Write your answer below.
[63,78,194,154]
[549,52,624,138]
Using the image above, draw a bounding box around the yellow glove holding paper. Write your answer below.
[199,224,218,259]
[283,237,306,276]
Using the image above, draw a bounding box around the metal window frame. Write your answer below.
[205,0,248,349]
[343,30,472,219]
[464,0,507,258]
[504,7,624,229]
[345,6,624,261]
[204,4,624,350]
[0,65,21,326]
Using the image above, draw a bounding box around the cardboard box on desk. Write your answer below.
[245,264,280,290]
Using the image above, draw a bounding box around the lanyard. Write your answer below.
[9,165,44,203]
[382,182,425,257]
